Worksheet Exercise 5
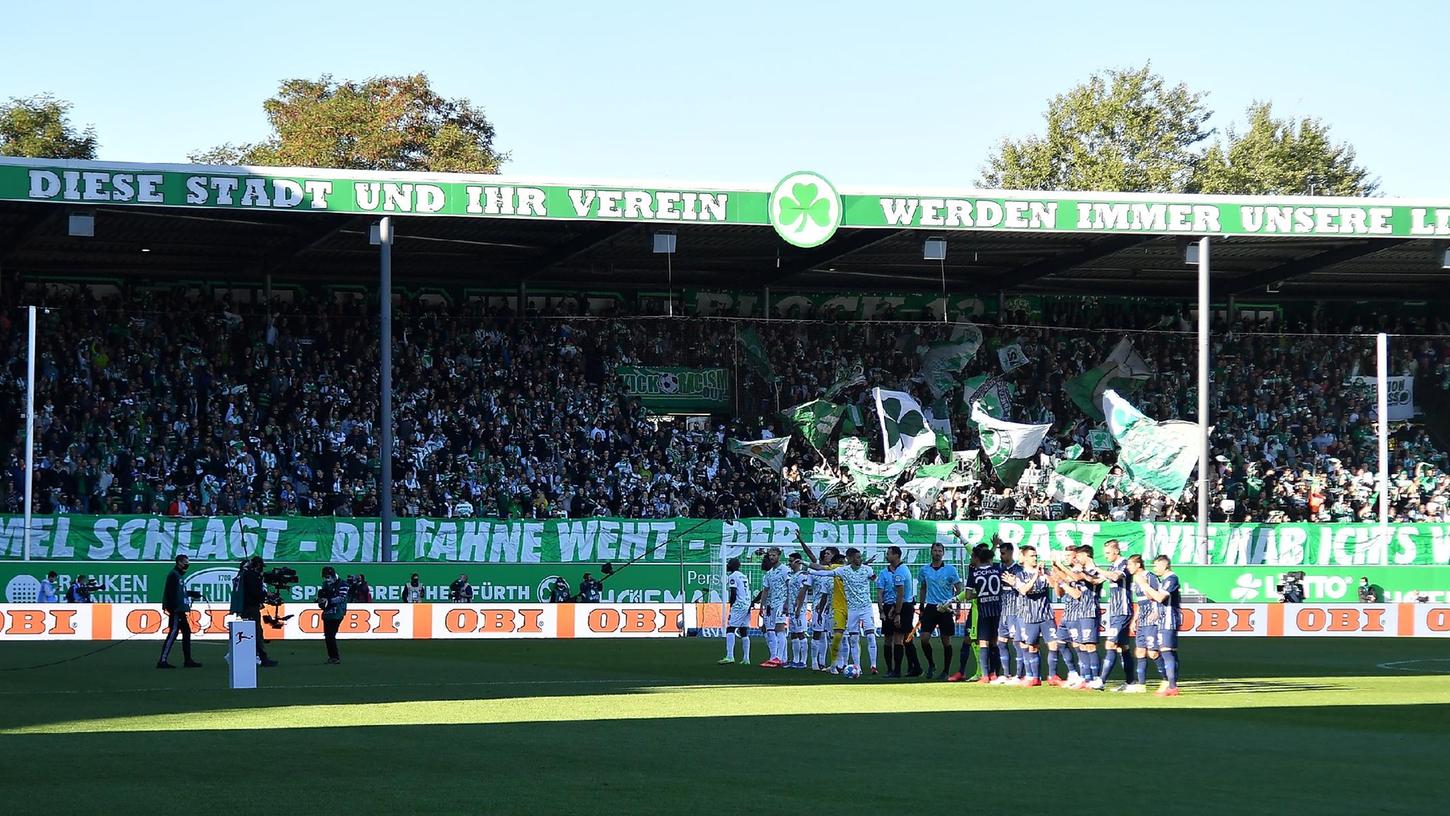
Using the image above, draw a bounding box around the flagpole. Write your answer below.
[1377,332,1389,526]
[1196,237,1210,558]
[23,305,36,562]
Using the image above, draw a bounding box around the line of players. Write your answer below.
[718,538,1182,696]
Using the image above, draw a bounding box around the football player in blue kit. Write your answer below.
[1140,554,1182,696]
[1004,545,1050,687]
[1097,539,1137,690]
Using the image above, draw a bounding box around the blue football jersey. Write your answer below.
[1017,567,1051,623]
[1157,573,1182,631]
[969,564,1003,615]
[1105,558,1133,618]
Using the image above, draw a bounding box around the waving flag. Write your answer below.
[873,388,936,464]
[971,402,1051,487]
[1103,389,1203,497]
[1067,338,1153,421]
[727,437,790,472]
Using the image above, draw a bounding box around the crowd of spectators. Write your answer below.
[4,285,1450,525]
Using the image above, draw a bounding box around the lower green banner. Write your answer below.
[3,562,1447,606]
[0,563,716,605]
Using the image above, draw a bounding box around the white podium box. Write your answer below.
[227,619,258,689]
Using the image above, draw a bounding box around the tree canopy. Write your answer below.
[980,64,1376,196]
[190,73,506,173]
[0,94,98,159]
[1197,102,1377,196]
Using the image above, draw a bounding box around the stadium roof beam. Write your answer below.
[255,213,363,277]
[990,234,1155,288]
[759,229,907,285]
[520,222,636,280]
[0,207,63,263]
[1223,239,1414,296]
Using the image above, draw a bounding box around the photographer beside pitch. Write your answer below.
[318,567,349,664]
[157,555,203,669]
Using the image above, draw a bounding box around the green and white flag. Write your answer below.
[727,436,790,472]
[737,326,775,383]
[805,467,848,501]
[1088,428,1114,452]
[962,374,1012,419]
[971,402,1051,487]
[1066,338,1153,421]
[1063,444,1085,461]
[944,449,981,487]
[1050,460,1111,511]
[838,436,908,496]
[902,462,956,509]
[1103,389,1203,497]
[786,400,844,451]
[997,343,1030,374]
[823,363,867,400]
[924,395,954,438]
[920,327,981,397]
[873,388,936,464]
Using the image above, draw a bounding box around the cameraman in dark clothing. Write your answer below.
[239,556,279,667]
[157,555,202,669]
[548,577,572,603]
[578,573,603,603]
[318,566,349,664]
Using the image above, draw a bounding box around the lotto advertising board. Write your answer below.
[5,562,1447,608]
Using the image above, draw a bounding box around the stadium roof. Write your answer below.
[2,157,1448,300]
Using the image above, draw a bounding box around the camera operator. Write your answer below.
[578,572,603,603]
[157,555,203,669]
[1278,571,1306,604]
[66,574,98,603]
[1358,577,1378,603]
[37,571,59,603]
[548,577,572,603]
[318,566,349,665]
[238,556,279,667]
[449,574,474,602]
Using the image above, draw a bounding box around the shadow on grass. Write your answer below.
[0,705,1445,816]
[1,637,1446,732]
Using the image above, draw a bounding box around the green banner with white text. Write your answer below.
[5,159,1448,239]
[6,516,1450,568]
[615,366,730,413]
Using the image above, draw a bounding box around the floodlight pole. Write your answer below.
[1196,237,1210,557]
[23,305,35,561]
[1377,332,1390,526]
[379,217,394,562]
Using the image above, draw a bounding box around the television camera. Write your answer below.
[1276,570,1307,604]
[261,566,299,629]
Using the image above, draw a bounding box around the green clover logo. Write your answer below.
[778,183,830,234]
[770,170,841,249]
[882,397,926,448]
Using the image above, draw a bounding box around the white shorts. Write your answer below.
[762,604,788,629]
[788,608,810,634]
[845,606,873,636]
[812,607,834,634]
[727,604,751,628]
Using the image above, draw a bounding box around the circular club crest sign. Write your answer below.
[769,170,842,248]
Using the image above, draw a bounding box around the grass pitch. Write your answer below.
[1,635,1446,815]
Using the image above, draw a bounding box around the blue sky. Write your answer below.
[3,1,1446,195]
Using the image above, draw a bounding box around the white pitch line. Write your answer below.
[0,677,678,698]
[1368,660,1450,672]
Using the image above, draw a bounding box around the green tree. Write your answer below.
[979,64,1212,193]
[0,94,97,159]
[190,73,506,172]
[1197,102,1377,196]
